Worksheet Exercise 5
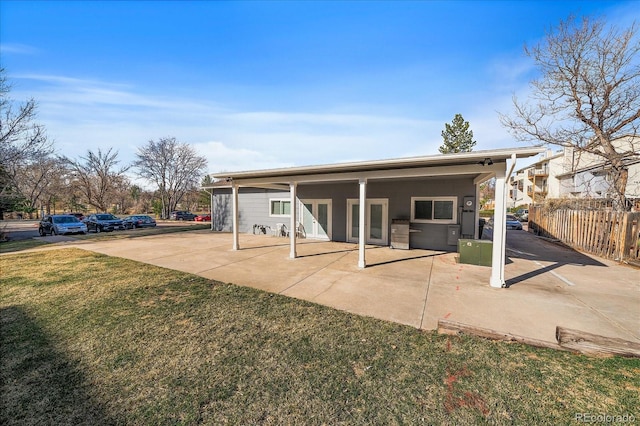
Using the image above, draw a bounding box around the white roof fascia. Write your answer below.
[212,146,544,184]
[201,184,230,190]
[474,172,495,185]
[201,183,289,191]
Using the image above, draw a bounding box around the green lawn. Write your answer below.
[1,249,638,425]
[0,239,49,253]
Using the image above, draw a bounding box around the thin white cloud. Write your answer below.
[15,73,224,111]
[486,55,536,91]
[13,71,537,174]
[0,43,38,55]
[193,141,292,173]
[227,111,426,128]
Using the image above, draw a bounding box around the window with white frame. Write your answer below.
[269,199,291,217]
[411,196,457,224]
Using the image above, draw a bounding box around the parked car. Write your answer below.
[194,214,211,222]
[515,209,529,221]
[66,212,85,221]
[123,215,157,229]
[39,214,87,236]
[484,215,523,236]
[478,217,486,237]
[169,211,196,221]
[84,213,125,233]
[506,214,523,230]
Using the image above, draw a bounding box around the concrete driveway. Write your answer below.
[54,228,640,347]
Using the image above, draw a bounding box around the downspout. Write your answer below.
[506,154,517,191]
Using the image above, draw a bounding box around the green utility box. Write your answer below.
[458,239,493,266]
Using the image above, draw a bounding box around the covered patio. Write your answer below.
[207,147,545,288]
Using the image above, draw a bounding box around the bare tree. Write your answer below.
[500,16,640,211]
[14,154,66,218]
[128,185,155,214]
[43,161,73,215]
[111,174,132,214]
[0,68,52,218]
[134,137,207,219]
[479,179,496,210]
[65,148,130,212]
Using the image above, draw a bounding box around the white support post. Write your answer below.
[490,170,506,288]
[474,183,480,239]
[232,184,239,251]
[289,182,297,259]
[358,178,367,268]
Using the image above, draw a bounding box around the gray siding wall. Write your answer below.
[298,177,475,250]
[212,190,232,231]
[213,176,476,251]
[213,188,291,234]
[382,177,475,250]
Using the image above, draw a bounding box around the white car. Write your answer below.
[516,209,529,221]
[39,214,88,236]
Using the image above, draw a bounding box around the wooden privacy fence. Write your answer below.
[529,206,640,262]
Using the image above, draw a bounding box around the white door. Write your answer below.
[347,198,388,245]
[300,199,332,240]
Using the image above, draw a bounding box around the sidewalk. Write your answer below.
[61,229,639,346]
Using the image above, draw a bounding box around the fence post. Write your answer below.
[631,213,640,260]
[619,213,629,261]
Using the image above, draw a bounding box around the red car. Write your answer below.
[194,214,211,222]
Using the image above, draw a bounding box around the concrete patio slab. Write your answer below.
[292,270,430,327]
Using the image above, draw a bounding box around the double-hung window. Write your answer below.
[269,199,291,217]
[411,196,457,224]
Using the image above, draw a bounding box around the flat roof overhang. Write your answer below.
[206,146,545,188]
[204,145,546,289]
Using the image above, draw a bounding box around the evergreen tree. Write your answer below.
[439,114,476,154]
[199,175,214,210]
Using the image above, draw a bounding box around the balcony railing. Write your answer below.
[527,186,548,197]
[527,168,549,179]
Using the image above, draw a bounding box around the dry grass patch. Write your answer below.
[1,248,638,425]
[0,239,48,253]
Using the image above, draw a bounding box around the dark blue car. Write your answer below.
[169,211,196,221]
[84,213,125,233]
[123,215,157,229]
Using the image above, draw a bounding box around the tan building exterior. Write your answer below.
[509,136,640,208]
[509,150,564,208]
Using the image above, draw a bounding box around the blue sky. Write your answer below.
[1,1,638,176]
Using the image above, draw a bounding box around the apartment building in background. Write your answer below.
[509,135,640,208]
[510,150,563,208]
